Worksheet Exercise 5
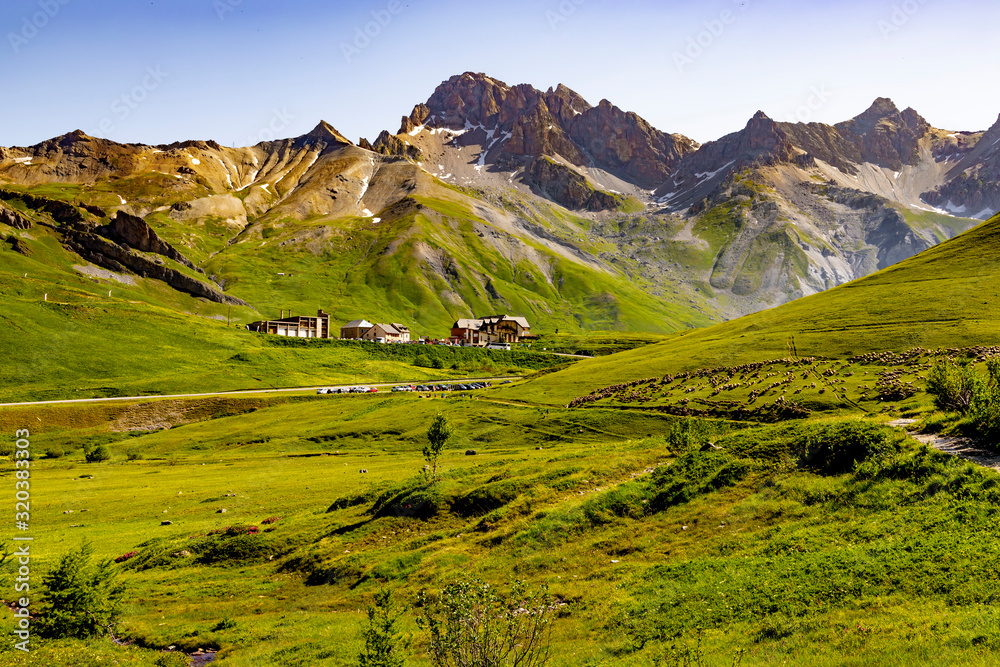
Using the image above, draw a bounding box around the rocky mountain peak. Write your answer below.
[835,98,927,170]
[861,97,901,119]
[304,120,352,145]
[425,72,512,129]
[900,107,930,135]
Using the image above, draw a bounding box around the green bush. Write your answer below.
[663,418,715,453]
[37,542,126,639]
[84,444,111,463]
[970,359,1000,442]
[416,578,553,667]
[927,359,981,413]
[801,421,896,474]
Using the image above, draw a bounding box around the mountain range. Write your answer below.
[2,71,999,336]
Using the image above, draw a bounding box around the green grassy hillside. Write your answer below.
[511,214,1000,406]
[204,195,710,336]
[0,223,568,402]
[5,391,1000,665]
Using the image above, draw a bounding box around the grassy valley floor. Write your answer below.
[2,380,1000,665]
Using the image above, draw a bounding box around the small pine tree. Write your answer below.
[358,588,408,667]
[423,414,451,482]
[37,542,126,639]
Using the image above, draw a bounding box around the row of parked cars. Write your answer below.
[412,382,491,392]
[316,386,378,394]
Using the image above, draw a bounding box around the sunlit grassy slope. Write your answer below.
[511,214,1000,406]
[204,195,712,335]
[5,392,1000,665]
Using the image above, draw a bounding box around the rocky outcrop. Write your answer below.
[63,225,248,306]
[110,211,197,270]
[524,157,620,212]
[398,104,431,134]
[0,189,84,224]
[372,130,422,160]
[568,99,697,188]
[5,235,31,255]
[922,114,1000,219]
[0,203,32,229]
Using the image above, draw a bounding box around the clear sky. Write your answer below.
[2,0,998,148]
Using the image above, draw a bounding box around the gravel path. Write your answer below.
[889,418,1000,472]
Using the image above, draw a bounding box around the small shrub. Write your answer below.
[970,358,1000,442]
[261,516,280,525]
[416,578,552,667]
[114,551,139,564]
[801,421,896,474]
[44,447,64,459]
[212,617,238,632]
[664,418,715,453]
[84,445,111,463]
[358,588,409,667]
[927,359,980,413]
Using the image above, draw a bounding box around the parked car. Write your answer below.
[316,388,329,394]
[415,385,429,392]
[366,387,379,393]
[391,385,410,392]
[350,386,367,394]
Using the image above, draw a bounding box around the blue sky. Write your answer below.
[2,0,998,147]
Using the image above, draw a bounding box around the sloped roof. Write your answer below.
[474,314,530,329]
[453,318,484,329]
[390,323,410,332]
[375,323,400,335]
[343,319,373,329]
